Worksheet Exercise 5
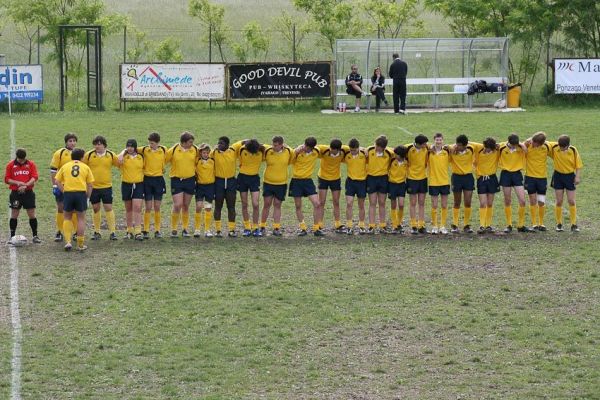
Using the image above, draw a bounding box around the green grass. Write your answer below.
[1,108,599,399]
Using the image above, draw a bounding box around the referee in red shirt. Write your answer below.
[4,148,41,243]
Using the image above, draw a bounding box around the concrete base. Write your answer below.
[321,107,525,114]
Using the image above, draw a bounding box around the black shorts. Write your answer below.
[263,183,287,202]
[499,170,523,187]
[171,177,196,195]
[318,177,342,191]
[366,175,388,194]
[90,187,113,205]
[9,190,36,210]
[406,178,428,194]
[196,183,215,202]
[289,178,317,198]
[345,178,367,198]
[54,189,64,203]
[237,173,260,193]
[388,182,407,199]
[451,173,475,192]
[63,191,87,212]
[477,175,500,194]
[122,182,145,201]
[429,185,450,196]
[215,177,237,197]
[551,171,576,191]
[524,176,547,195]
[144,176,166,201]
[346,86,362,98]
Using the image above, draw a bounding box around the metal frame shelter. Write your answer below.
[335,37,509,109]
[58,25,103,111]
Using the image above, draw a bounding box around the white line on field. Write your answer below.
[8,118,22,400]
[397,126,414,136]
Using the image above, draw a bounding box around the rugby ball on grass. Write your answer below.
[9,235,28,247]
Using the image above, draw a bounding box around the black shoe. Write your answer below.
[272,228,283,237]
[215,230,223,238]
[109,232,118,241]
[503,226,513,233]
[91,232,102,241]
[170,230,178,238]
[182,229,191,238]
[134,233,144,241]
[335,225,347,234]
[54,231,63,242]
[463,225,474,234]
[411,227,418,235]
[571,224,580,232]
[555,224,564,232]
[418,227,427,234]
[297,229,308,237]
[485,226,494,233]
[517,226,534,233]
[477,226,486,234]
[450,224,459,234]
[313,229,325,237]
[260,227,266,235]
[142,231,150,240]
[538,225,547,232]
[367,227,376,235]
[154,231,163,239]
[228,230,238,238]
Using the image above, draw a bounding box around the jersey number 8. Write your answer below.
[71,165,80,177]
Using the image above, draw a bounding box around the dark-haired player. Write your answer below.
[139,132,167,238]
[498,133,531,233]
[50,133,78,242]
[316,138,346,232]
[232,139,264,237]
[388,145,408,233]
[523,131,552,231]
[474,137,500,232]
[260,136,293,236]
[118,139,145,240]
[428,133,450,235]
[211,136,238,237]
[366,135,394,234]
[550,135,583,232]
[406,134,429,234]
[194,144,216,237]
[343,138,368,234]
[449,134,476,233]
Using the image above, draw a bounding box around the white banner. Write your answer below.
[554,58,600,94]
[120,63,225,100]
[0,65,43,101]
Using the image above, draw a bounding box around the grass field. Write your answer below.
[1,107,599,399]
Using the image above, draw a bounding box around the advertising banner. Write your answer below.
[0,65,43,101]
[554,58,600,94]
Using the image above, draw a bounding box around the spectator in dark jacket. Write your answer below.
[370,67,388,112]
[388,53,408,114]
[345,64,365,112]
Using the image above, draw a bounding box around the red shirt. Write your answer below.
[4,159,39,191]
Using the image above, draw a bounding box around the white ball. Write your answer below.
[10,235,28,247]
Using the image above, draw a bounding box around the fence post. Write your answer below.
[37,25,41,112]
[292,24,296,62]
[209,24,212,63]
[123,26,127,63]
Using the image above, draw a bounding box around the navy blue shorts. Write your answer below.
[90,187,113,205]
[144,176,166,201]
[451,173,475,192]
[237,173,260,193]
[499,170,523,187]
[524,176,547,195]
[477,175,500,194]
[54,188,64,203]
[196,183,215,202]
[318,177,342,191]
[388,182,407,199]
[63,191,87,212]
[289,178,317,198]
[122,182,145,201]
[263,183,287,201]
[429,185,450,196]
[345,178,367,198]
[171,177,196,195]
[406,178,428,195]
[551,171,576,191]
[215,177,237,197]
[366,175,388,194]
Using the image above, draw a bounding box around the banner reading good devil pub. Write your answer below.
[228,62,331,99]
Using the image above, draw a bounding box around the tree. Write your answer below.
[361,0,425,39]
[232,21,270,62]
[188,0,230,62]
[556,0,600,58]
[273,11,311,61]
[153,37,184,62]
[126,26,152,63]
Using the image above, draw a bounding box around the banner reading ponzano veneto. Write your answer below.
[554,58,600,94]
[120,63,225,100]
[229,62,331,99]
[0,65,43,102]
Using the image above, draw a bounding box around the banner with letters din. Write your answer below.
[0,65,43,102]
[120,63,225,100]
[228,62,331,99]
[554,58,600,94]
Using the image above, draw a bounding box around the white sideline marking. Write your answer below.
[8,118,22,400]
[398,126,415,136]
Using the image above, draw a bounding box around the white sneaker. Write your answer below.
[205,231,214,238]
[440,226,448,235]
[354,106,360,112]
[193,229,202,238]
[431,227,439,235]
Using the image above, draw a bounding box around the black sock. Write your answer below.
[10,218,17,237]
[29,218,38,236]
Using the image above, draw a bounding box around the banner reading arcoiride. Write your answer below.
[120,63,226,100]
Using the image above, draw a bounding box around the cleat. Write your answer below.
[181,229,191,238]
[205,231,214,238]
[464,225,474,234]
[125,232,135,240]
[358,227,367,235]
[571,224,580,232]
[76,245,88,251]
[430,227,439,235]
[272,228,283,237]
[228,230,238,238]
[170,230,178,238]
[72,233,77,241]
[297,229,308,237]
[517,226,534,233]
[335,225,347,234]
[32,236,42,244]
[346,227,354,235]
[485,226,494,233]
[260,227,266,235]
[134,233,144,241]
[215,230,223,238]
[440,226,448,235]
[367,227,376,235]
[64,242,73,251]
[450,224,459,234]
[503,225,513,233]
[555,224,564,232]
[418,227,427,234]
[532,225,540,231]
[242,229,252,237]
[109,232,118,241]
[313,229,325,237]
[54,231,64,242]
[477,226,486,234]
[193,230,202,238]
[410,227,418,235]
[91,232,102,241]
[154,231,163,239]
[142,231,150,240]
[537,225,547,232]
[252,228,262,237]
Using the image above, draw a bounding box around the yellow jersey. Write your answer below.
[166,144,198,179]
[525,142,552,178]
[232,141,263,176]
[343,149,368,181]
[475,147,500,177]
[138,145,167,177]
[50,147,73,173]
[428,146,450,186]
[366,146,394,176]
[196,157,216,184]
[316,144,347,180]
[55,160,94,192]
[210,147,238,179]
[550,144,583,174]
[83,150,119,189]
[263,145,293,185]
[498,142,526,172]
[388,159,408,184]
[292,149,320,179]
[449,144,477,175]
[406,144,429,180]
[121,153,145,184]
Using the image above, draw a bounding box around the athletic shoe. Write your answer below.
[205,231,214,238]
[32,236,42,244]
[555,224,564,232]
[91,232,102,241]
[538,225,547,232]
[193,230,202,238]
[64,242,72,251]
[410,227,418,235]
[450,224,459,234]
[418,227,427,234]
[391,227,401,235]
[354,106,360,112]
[440,226,448,235]
[215,230,223,238]
[335,225,347,234]
[532,225,540,231]
[125,232,134,240]
[517,226,534,233]
[477,226,486,235]
[72,233,77,241]
[181,229,191,238]
[242,229,252,237]
[377,227,389,235]
[252,229,262,237]
[485,226,494,233]
[260,227,266,236]
[109,233,118,241]
[142,231,150,240]
[430,227,439,235]
[54,231,63,242]
[135,233,144,241]
[297,229,308,237]
[170,230,178,238]
[346,227,354,235]
[571,224,580,232]
[272,228,283,237]
[358,227,367,235]
[228,231,238,238]
[464,225,474,234]
[313,229,325,237]
[367,227,375,235]
[503,225,513,233]
[76,245,88,251]
[154,231,163,239]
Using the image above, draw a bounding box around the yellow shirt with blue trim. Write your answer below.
[121,153,145,184]
[232,141,263,176]
[449,144,476,175]
[55,160,94,192]
[525,142,552,178]
[366,146,394,177]
[83,150,119,189]
[475,147,500,177]
[550,143,583,174]
[343,149,368,181]
[498,142,526,172]
[138,145,167,177]
[210,147,238,179]
[263,145,293,185]
[292,148,320,179]
[196,157,216,184]
[406,143,429,180]
[316,144,347,180]
[166,144,198,179]
[50,147,73,172]
[388,159,408,184]
[428,146,450,186]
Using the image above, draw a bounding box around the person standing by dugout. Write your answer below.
[389,53,408,114]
